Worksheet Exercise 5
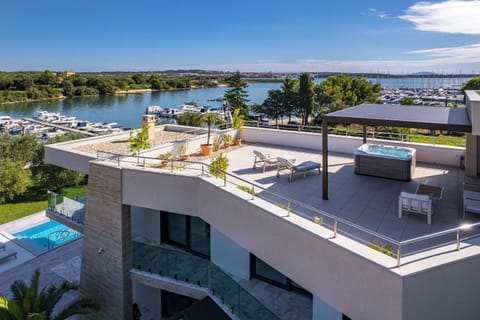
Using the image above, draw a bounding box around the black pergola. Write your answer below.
[321,104,472,200]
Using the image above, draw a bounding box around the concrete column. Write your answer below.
[465,133,478,176]
[313,296,342,320]
[80,163,132,319]
[210,227,250,280]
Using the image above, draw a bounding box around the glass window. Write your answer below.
[162,212,211,258]
[253,256,288,287]
[190,216,210,257]
[165,212,187,246]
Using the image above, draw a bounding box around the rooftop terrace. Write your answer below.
[45,125,480,264]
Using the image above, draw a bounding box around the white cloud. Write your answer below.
[399,0,480,34]
[189,43,480,73]
[367,8,390,19]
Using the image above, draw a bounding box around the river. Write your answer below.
[0,77,472,129]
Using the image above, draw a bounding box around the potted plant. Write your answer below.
[200,113,223,155]
[209,152,229,178]
[158,152,172,168]
[222,133,233,148]
[179,142,189,160]
[232,108,244,145]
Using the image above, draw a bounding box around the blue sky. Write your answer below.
[1,0,479,73]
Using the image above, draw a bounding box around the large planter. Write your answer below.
[200,144,213,155]
[233,138,242,146]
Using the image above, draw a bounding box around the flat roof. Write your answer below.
[324,103,472,132]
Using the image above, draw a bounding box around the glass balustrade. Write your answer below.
[132,241,280,320]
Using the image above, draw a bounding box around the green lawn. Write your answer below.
[0,200,48,225]
[408,135,466,147]
[60,184,88,200]
[0,184,88,225]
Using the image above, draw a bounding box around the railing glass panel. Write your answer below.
[47,191,85,224]
[132,241,280,320]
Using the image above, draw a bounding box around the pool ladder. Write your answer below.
[47,230,71,249]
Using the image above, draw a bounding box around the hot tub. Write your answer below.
[354,144,416,181]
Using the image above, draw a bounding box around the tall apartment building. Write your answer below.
[45,91,480,320]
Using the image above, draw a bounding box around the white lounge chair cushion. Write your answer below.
[400,192,431,214]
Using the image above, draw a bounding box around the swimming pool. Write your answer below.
[13,220,82,254]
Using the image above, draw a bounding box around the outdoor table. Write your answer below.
[416,183,444,200]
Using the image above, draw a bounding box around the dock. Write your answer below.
[23,118,97,137]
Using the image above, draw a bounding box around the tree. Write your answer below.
[176,112,203,127]
[148,74,166,90]
[200,113,223,146]
[298,73,314,125]
[131,73,146,85]
[61,80,74,97]
[128,124,151,163]
[0,269,99,320]
[36,70,57,86]
[401,97,414,105]
[224,71,249,117]
[313,75,381,121]
[462,77,480,102]
[261,89,285,125]
[0,159,31,204]
[281,77,299,121]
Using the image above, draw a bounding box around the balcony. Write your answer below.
[132,241,281,320]
[46,191,85,232]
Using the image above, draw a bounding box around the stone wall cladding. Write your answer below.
[80,163,132,319]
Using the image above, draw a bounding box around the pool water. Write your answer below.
[13,220,81,254]
[363,144,411,159]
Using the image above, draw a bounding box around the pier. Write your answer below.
[23,118,97,137]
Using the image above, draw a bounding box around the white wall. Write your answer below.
[241,127,465,167]
[466,90,480,135]
[313,296,342,320]
[131,206,161,245]
[210,227,250,280]
[132,281,162,318]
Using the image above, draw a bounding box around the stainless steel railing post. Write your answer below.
[287,200,291,217]
[397,247,401,268]
[456,230,460,251]
[334,220,338,238]
[251,185,255,200]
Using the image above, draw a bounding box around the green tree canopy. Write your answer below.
[0,158,31,204]
[0,269,99,320]
[462,77,480,93]
[401,97,414,105]
[259,89,285,125]
[224,71,249,117]
[128,124,152,162]
[176,112,203,127]
[313,75,381,120]
[298,73,314,125]
[281,77,299,121]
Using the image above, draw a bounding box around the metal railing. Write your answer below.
[132,242,280,320]
[97,150,480,268]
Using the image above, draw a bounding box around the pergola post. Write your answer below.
[322,119,328,200]
[363,125,367,144]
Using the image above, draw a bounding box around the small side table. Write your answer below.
[416,184,444,200]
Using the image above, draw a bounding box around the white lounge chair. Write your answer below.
[0,248,17,264]
[398,192,433,224]
[276,157,321,182]
[253,150,279,172]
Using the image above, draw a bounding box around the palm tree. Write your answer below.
[199,112,223,155]
[0,269,99,320]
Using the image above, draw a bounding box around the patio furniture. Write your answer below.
[0,242,5,251]
[398,192,433,224]
[0,248,17,264]
[276,157,321,182]
[253,150,280,172]
[416,183,444,200]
